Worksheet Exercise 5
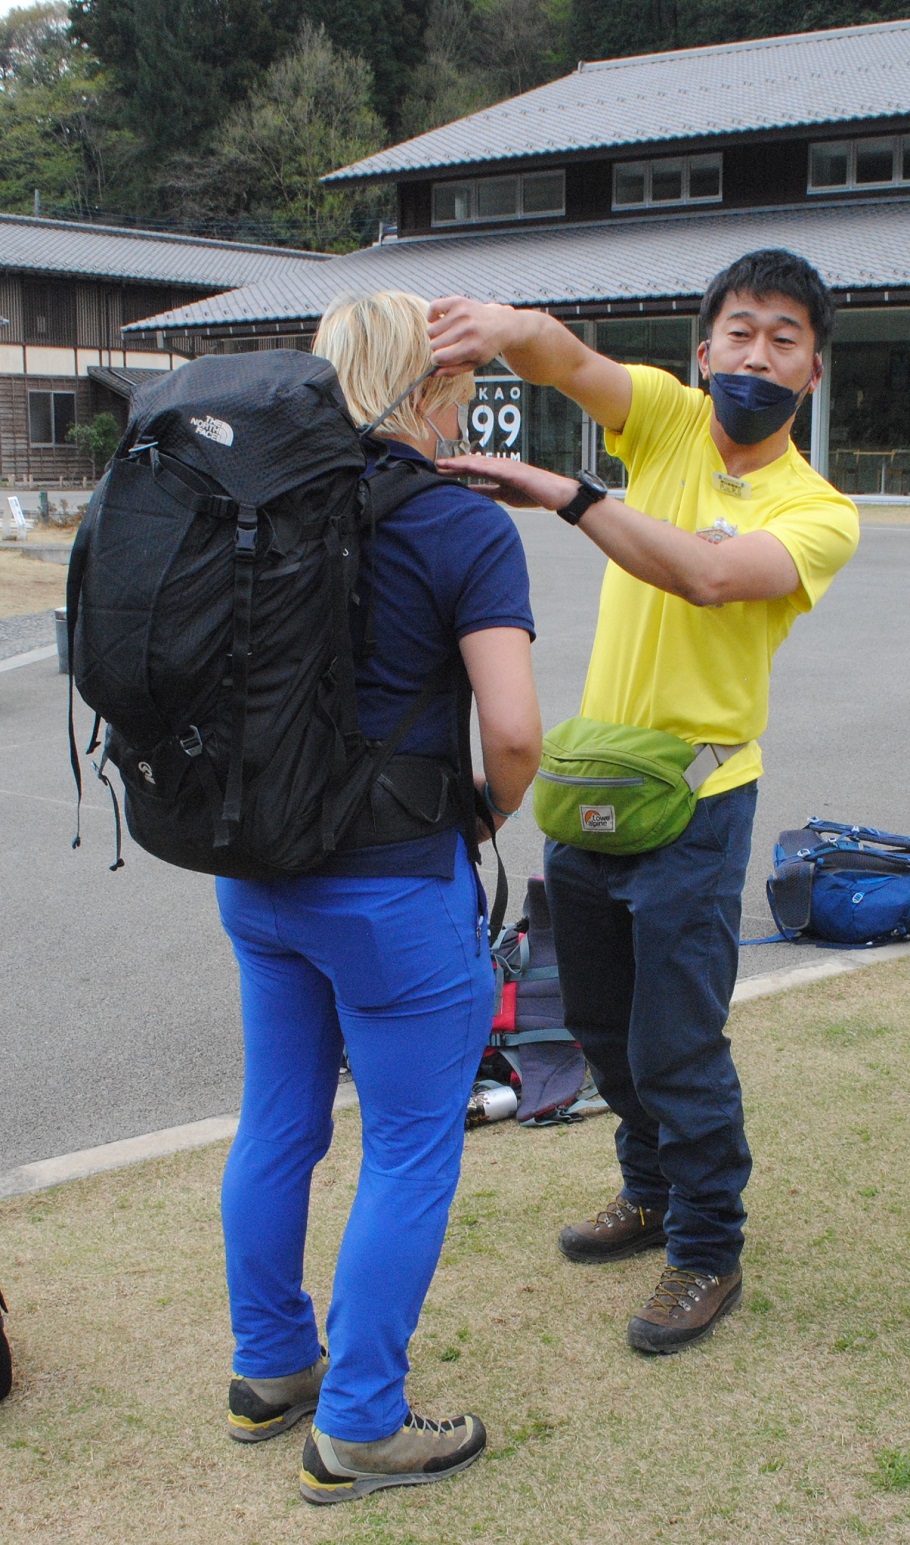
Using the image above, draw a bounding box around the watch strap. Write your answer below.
[556,476,606,526]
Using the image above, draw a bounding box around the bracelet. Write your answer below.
[483,781,520,820]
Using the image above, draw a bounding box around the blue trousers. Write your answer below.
[216,838,492,1443]
[544,783,757,1276]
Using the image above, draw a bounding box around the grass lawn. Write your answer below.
[2,958,909,1544]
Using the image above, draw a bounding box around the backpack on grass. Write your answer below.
[475,877,609,1126]
[765,819,910,947]
[66,350,482,886]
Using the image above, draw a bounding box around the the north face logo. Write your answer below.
[580,805,616,833]
[190,414,234,446]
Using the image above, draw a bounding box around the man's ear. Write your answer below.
[696,338,710,382]
[808,353,824,393]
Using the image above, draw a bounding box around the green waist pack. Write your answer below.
[533,717,746,855]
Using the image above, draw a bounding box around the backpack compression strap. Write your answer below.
[217,503,259,844]
[65,479,125,871]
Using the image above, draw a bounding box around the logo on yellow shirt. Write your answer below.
[710,470,752,499]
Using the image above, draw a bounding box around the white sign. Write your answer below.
[7,496,28,532]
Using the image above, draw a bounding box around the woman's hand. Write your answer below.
[436,454,577,511]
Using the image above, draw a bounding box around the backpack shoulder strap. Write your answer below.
[361,448,446,524]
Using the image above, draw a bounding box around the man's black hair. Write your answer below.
[699,249,836,352]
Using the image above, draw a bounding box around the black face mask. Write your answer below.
[708,366,815,447]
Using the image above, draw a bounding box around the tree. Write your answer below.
[0,5,135,217]
[398,0,493,138]
[399,0,569,139]
[568,0,910,63]
[67,0,312,154]
[297,0,431,135]
[0,2,76,86]
[66,411,120,475]
[164,23,390,251]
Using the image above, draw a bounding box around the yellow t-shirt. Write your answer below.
[580,366,860,795]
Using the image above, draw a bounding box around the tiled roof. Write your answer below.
[123,200,910,334]
[86,365,169,397]
[0,215,327,287]
[325,20,910,182]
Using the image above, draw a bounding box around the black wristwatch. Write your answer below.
[556,469,609,525]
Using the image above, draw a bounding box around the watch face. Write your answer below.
[579,471,608,497]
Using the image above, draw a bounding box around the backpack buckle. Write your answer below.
[234,504,258,556]
[178,725,203,758]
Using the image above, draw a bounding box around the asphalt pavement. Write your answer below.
[1,519,907,1175]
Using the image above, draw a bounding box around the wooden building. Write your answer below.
[0,217,326,483]
[124,19,910,498]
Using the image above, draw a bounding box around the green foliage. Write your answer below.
[65,410,119,474]
[163,23,390,252]
[299,0,429,135]
[0,4,136,217]
[0,66,119,215]
[0,0,899,248]
[68,0,312,153]
[399,0,569,138]
[567,0,910,63]
[0,2,75,86]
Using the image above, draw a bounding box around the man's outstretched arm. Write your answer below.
[427,296,633,434]
[437,454,801,608]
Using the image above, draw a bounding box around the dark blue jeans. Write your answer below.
[544,782,757,1276]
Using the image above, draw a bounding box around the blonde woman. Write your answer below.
[217,292,541,1504]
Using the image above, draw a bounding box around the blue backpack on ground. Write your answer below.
[765,819,910,947]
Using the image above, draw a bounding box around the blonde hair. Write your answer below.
[314,291,473,441]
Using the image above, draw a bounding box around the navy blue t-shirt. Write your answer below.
[323,440,535,878]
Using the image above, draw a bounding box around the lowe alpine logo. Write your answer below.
[190,414,234,446]
[580,804,616,833]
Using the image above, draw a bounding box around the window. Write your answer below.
[433,182,472,223]
[22,282,76,346]
[431,169,565,226]
[476,176,519,219]
[809,136,910,192]
[28,391,76,447]
[612,153,722,210]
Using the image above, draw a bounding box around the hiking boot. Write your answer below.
[300,1410,487,1505]
[627,1265,743,1355]
[228,1352,328,1442]
[558,1194,667,1263]
[0,1289,11,1402]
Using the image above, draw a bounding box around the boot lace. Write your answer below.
[593,1196,654,1228]
[645,1266,716,1311]
[404,1411,458,1437]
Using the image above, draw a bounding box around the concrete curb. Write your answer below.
[2,943,908,1201]
[731,938,910,1002]
[0,644,57,672]
[0,1081,360,1200]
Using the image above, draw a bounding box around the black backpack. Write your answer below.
[66,349,486,887]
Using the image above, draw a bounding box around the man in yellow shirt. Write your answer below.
[428,250,859,1355]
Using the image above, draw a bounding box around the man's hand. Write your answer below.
[427,296,527,374]
[436,453,577,510]
[428,294,633,430]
